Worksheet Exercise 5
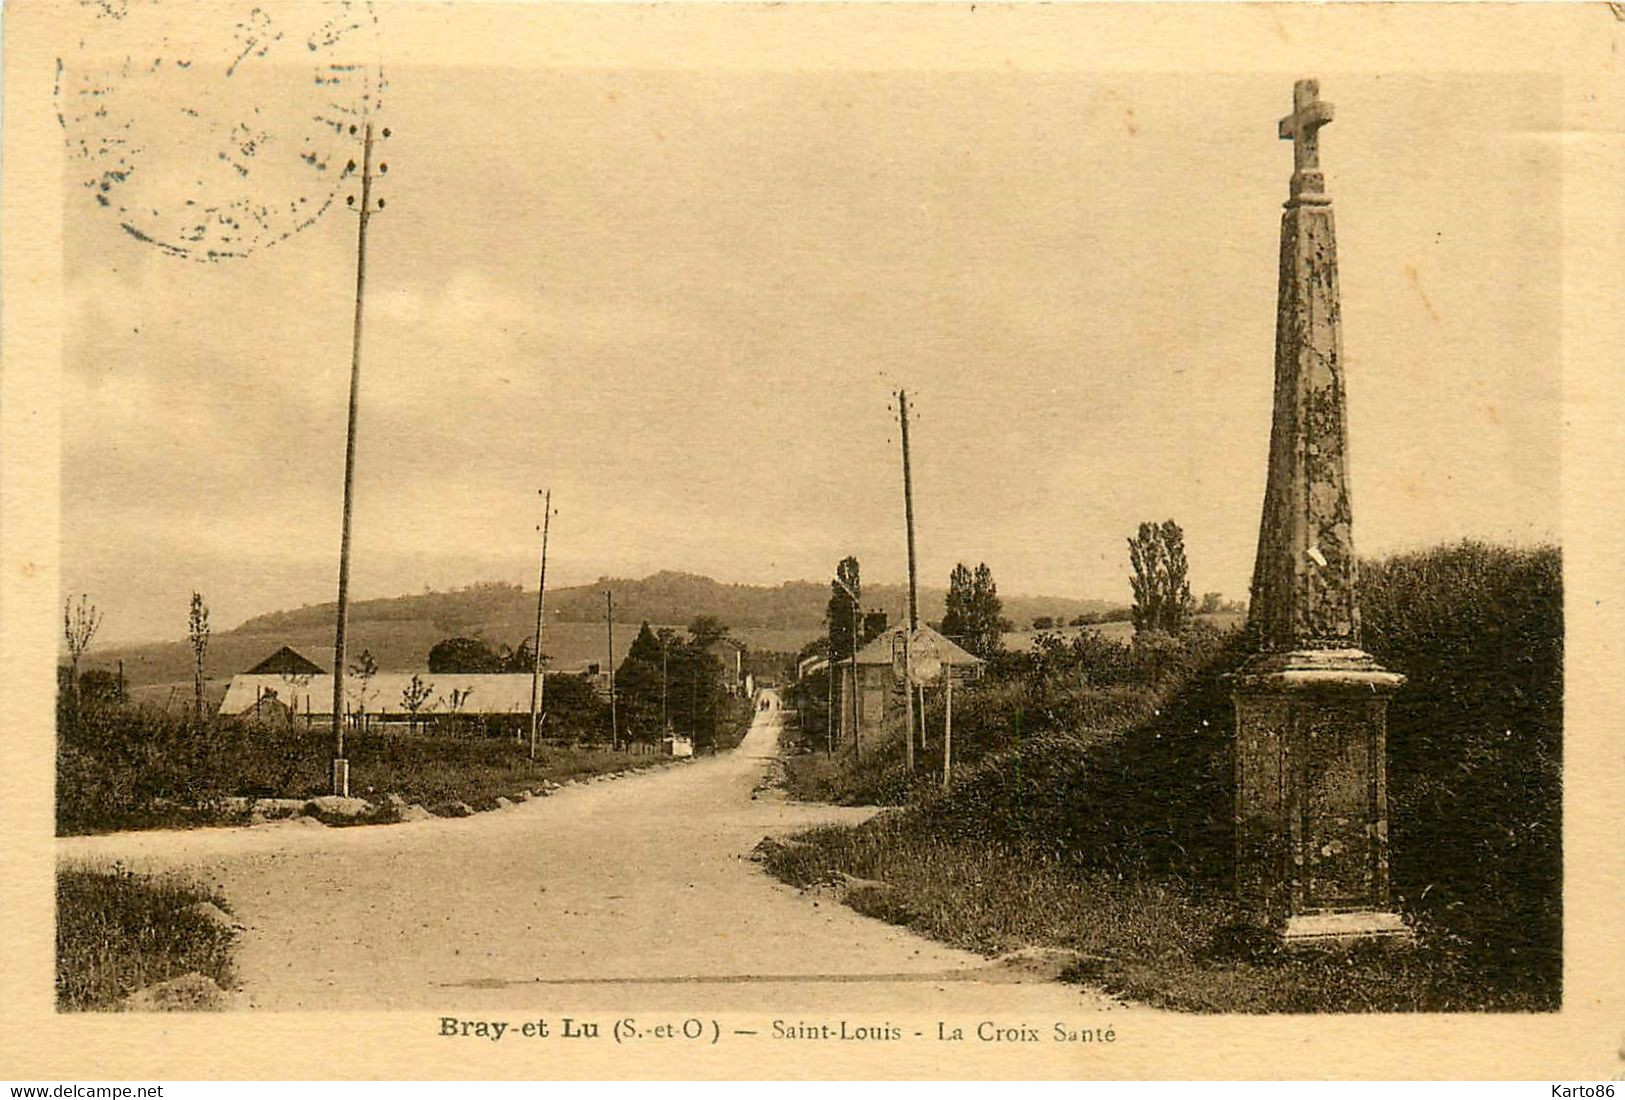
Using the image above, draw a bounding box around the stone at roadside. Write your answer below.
[494,796,515,810]
[304,795,373,818]
[267,814,327,829]
[383,793,435,823]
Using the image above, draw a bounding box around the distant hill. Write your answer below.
[86,570,1125,690]
[236,570,1123,638]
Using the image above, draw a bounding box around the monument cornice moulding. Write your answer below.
[1227,648,1406,694]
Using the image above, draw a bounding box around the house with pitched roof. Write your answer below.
[836,624,984,744]
[244,645,326,677]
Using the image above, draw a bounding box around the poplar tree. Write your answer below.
[826,556,862,659]
[944,562,1004,658]
[942,563,973,643]
[1128,519,1195,635]
[188,592,210,724]
[968,562,1005,658]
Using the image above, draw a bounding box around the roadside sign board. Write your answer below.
[908,630,943,685]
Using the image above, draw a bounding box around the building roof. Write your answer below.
[245,645,326,676]
[220,672,551,718]
[851,624,984,668]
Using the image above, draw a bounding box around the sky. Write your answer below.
[58,16,1562,645]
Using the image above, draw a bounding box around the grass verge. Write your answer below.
[764,817,1532,1013]
[57,866,237,1011]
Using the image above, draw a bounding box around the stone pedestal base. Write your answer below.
[1229,648,1407,942]
[1282,910,1412,949]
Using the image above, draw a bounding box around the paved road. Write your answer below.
[59,694,1133,1019]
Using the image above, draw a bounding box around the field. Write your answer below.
[1000,611,1242,653]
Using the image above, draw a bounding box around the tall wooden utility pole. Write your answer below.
[898,390,919,772]
[528,489,554,761]
[330,119,387,797]
[605,589,618,750]
[899,390,920,631]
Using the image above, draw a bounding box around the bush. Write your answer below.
[1362,541,1562,999]
[910,628,1247,880]
[57,704,318,834]
[781,626,1233,808]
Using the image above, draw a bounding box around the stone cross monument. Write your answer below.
[1229,79,1409,944]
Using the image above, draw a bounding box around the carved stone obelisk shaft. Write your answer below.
[1230,80,1409,944]
[1250,80,1358,652]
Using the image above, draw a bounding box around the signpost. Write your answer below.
[906,630,941,684]
[833,572,862,760]
[906,631,953,790]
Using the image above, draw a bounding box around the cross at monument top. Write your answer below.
[1278,78,1334,202]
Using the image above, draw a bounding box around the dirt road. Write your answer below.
[59,695,1132,1018]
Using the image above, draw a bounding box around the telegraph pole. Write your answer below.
[528,490,554,761]
[329,119,389,797]
[605,589,618,750]
[898,390,919,772]
[899,390,920,631]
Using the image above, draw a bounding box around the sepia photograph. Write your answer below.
[3,0,1621,1083]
